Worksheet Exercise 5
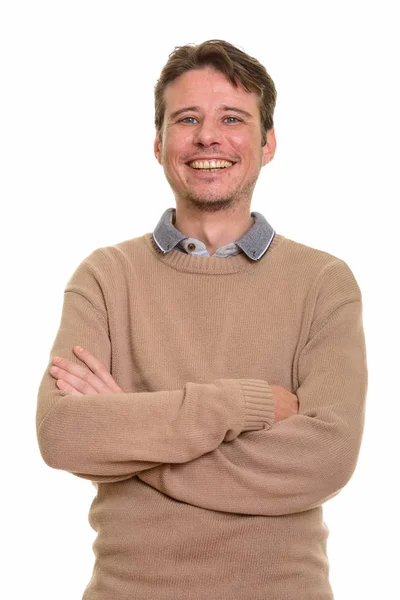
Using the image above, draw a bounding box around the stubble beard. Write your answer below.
[181,175,259,214]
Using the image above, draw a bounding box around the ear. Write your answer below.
[262,128,277,166]
[154,130,162,164]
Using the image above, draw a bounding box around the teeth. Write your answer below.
[189,160,233,170]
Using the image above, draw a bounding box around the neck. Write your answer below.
[173,202,254,255]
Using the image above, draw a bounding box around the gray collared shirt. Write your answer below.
[152,208,275,261]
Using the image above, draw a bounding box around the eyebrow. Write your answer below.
[220,106,253,119]
[168,105,254,121]
[169,106,200,121]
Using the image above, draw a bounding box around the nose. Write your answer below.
[194,119,222,147]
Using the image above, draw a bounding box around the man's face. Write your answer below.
[154,67,276,211]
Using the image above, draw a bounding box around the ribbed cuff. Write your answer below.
[238,379,275,432]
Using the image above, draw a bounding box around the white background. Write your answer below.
[1,1,398,598]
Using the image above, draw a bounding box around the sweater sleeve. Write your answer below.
[36,258,274,483]
[138,261,368,515]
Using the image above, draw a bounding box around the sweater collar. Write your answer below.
[152,208,275,261]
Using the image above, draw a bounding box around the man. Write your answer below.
[37,40,368,599]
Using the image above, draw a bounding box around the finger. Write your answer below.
[51,356,109,394]
[50,365,99,395]
[56,378,83,396]
[73,346,124,393]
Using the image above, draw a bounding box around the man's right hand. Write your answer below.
[270,384,299,422]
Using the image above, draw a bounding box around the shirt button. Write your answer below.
[187,243,196,251]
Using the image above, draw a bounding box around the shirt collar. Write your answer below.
[152,208,275,261]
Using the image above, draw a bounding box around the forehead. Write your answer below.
[163,67,260,116]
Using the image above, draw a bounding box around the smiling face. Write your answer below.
[154,67,276,212]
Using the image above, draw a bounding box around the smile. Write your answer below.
[186,159,236,173]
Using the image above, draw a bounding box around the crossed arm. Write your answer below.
[37,257,367,515]
[37,325,292,485]
[47,346,297,421]
[139,297,367,515]
[44,297,366,516]
[37,284,278,483]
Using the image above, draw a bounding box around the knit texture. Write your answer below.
[36,231,368,600]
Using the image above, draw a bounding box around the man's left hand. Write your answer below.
[50,346,124,396]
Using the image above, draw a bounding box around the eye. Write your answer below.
[179,117,198,124]
[224,116,241,123]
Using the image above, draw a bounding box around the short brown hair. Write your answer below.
[154,39,277,146]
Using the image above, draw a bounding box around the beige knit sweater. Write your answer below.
[36,232,368,599]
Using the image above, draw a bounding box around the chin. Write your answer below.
[184,194,239,213]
